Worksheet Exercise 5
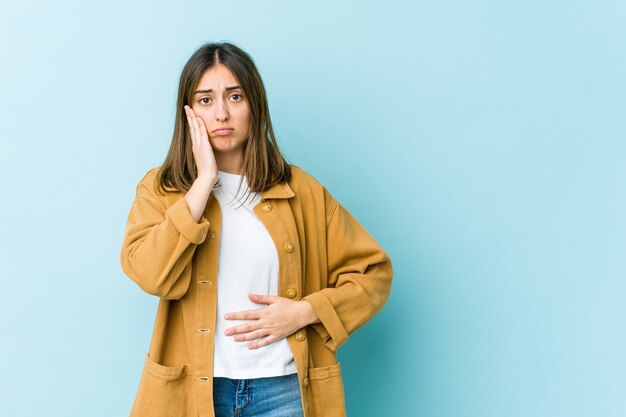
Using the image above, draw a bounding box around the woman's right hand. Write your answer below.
[184,105,218,183]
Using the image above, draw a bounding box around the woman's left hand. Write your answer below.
[224,294,318,349]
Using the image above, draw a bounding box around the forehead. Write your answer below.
[196,63,239,88]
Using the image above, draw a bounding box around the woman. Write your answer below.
[120,41,393,417]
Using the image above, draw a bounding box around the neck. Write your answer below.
[215,151,244,175]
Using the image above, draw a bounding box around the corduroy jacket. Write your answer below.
[119,164,393,417]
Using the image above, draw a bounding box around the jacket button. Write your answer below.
[198,280,212,286]
[207,231,215,239]
[262,202,272,212]
[303,377,309,387]
[284,243,294,253]
[285,288,297,298]
[295,331,306,342]
[196,327,211,333]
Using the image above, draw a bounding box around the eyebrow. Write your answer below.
[194,85,241,95]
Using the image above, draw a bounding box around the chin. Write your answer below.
[210,139,243,153]
[210,137,231,147]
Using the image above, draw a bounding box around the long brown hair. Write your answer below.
[154,41,291,196]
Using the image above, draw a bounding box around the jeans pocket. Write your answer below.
[308,362,346,417]
[129,353,195,417]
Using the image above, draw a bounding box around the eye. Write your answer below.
[199,97,211,104]
[231,93,243,101]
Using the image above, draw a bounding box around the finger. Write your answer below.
[233,328,269,342]
[249,334,278,350]
[197,115,210,142]
[225,308,264,321]
[186,106,201,145]
[224,321,260,336]
[184,106,197,146]
[249,293,280,305]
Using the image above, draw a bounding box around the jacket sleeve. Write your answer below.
[302,189,393,351]
[120,172,211,300]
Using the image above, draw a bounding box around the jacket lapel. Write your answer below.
[260,181,295,200]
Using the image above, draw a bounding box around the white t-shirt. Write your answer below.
[212,170,297,379]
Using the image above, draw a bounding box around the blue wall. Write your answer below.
[1,1,625,416]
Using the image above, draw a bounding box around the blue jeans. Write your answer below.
[213,372,305,417]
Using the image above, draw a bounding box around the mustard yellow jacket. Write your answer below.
[120,164,393,417]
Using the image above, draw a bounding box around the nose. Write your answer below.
[215,98,229,122]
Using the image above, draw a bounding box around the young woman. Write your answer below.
[120,41,393,417]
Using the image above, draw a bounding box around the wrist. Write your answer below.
[300,300,320,326]
[196,173,217,187]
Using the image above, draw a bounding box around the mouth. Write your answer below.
[212,128,234,136]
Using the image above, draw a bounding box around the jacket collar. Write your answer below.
[260,181,295,200]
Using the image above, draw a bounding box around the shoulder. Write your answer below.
[138,166,161,187]
[287,164,326,190]
[135,165,169,192]
[287,164,335,201]
[286,164,339,213]
[133,165,167,201]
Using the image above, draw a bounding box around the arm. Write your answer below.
[119,172,214,299]
[302,190,393,351]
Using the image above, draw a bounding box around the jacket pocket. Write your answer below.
[308,362,346,417]
[129,353,195,417]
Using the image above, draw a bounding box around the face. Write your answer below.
[190,63,251,155]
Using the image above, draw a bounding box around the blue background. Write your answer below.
[1,1,625,416]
